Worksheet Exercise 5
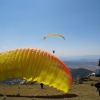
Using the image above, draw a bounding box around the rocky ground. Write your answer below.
[0,76,100,100]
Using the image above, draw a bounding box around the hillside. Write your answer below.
[63,60,100,71]
[0,76,100,100]
[71,68,93,78]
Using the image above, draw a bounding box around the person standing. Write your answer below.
[40,83,44,89]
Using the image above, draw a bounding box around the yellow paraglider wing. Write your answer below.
[43,33,65,40]
[0,48,72,93]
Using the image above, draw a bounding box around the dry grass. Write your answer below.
[0,76,100,100]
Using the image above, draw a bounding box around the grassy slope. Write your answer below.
[0,76,100,100]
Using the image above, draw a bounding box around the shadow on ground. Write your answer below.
[0,93,78,99]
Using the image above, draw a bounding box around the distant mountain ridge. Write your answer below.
[61,55,100,61]
[63,60,98,67]
[70,68,93,78]
[63,60,99,78]
[63,59,99,71]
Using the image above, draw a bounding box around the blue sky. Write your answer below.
[0,0,100,58]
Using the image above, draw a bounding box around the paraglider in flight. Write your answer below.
[43,33,65,40]
[43,33,65,53]
[0,48,72,93]
[52,50,55,53]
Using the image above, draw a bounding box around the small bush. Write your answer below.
[90,83,94,86]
